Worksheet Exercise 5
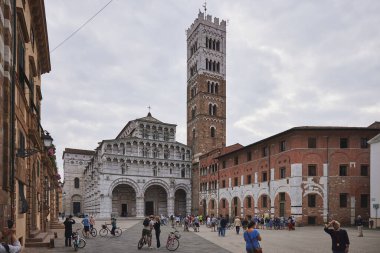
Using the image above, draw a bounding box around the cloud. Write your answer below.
[43,0,380,177]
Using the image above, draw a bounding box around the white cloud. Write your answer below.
[42,0,380,177]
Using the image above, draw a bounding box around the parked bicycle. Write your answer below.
[226,223,235,230]
[82,226,97,237]
[166,229,180,251]
[72,229,86,251]
[99,223,122,237]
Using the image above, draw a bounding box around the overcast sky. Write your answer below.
[43,0,380,176]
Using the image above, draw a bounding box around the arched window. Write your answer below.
[211,127,216,138]
[181,168,185,178]
[216,41,220,51]
[213,40,216,50]
[217,62,220,73]
[205,59,208,70]
[209,60,212,70]
[209,104,213,115]
[207,81,210,93]
[209,39,212,49]
[192,129,196,139]
[215,84,219,94]
[213,61,216,71]
[213,105,217,116]
[211,82,215,93]
[205,37,208,47]
[191,107,196,119]
[74,178,80,188]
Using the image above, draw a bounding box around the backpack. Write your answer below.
[143,218,150,226]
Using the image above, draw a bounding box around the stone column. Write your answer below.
[167,196,174,216]
[290,163,303,223]
[136,196,145,218]
[186,197,191,216]
[99,195,112,219]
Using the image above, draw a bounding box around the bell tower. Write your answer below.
[186,11,227,162]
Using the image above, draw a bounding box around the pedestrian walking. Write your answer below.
[356,215,363,237]
[324,220,350,253]
[243,221,262,253]
[220,215,227,237]
[234,216,242,235]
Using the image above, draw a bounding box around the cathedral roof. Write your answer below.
[135,112,163,124]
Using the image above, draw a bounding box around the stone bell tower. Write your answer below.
[186,11,227,162]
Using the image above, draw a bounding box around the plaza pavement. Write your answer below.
[23,219,380,253]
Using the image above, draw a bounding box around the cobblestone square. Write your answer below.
[24,219,380,253]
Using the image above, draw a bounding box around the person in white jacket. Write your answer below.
[0,227,22,253]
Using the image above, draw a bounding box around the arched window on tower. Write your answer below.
[209,104,213,115]
[215,83,219,94]
[205,59,208,70]
[192,129,196,139]
[213,40,216,50]
[217,62,220,73]
[216,41,220,51]
[181,168,186,178]
[74,177,80,188]
[211,82,215,93]
[207,81,210,93]
[211,127,216,138]
[192,107,196,119]
[209,39,212,49]
[205,37,208,47]
[213,105,217,116]
[209,60,212,71]
[213,61,216,71]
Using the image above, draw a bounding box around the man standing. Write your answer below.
[220,215,227,237]
[356,215,363,237]
[324,220,350,253]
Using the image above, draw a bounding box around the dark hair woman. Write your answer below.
[243,221,262,253]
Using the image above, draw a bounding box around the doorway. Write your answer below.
[73,202,81,215]
[145,201,154,216]
[121,204,128,217]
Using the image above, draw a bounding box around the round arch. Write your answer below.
[141,179,170,195]
[108,178,140,197]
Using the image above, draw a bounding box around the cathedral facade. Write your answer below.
[81,113,192,218]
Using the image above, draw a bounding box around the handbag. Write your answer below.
[247,230,263,253]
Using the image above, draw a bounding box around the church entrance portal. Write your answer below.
[144,185,167,216]
[112,184,136,217]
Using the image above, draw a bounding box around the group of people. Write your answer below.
[141,215,161,249]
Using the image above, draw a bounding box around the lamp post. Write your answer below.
[16,131,53,158]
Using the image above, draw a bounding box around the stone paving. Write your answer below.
[23,219,380,253]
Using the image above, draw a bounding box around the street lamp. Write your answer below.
[16,130,53,158]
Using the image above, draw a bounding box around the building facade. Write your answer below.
[65,113,192,218]
[369,133,380,228]
[0,0,58,247]
[197,124,380,225]
[62,149,95,216]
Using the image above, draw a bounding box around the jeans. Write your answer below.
[155,230,161,248]
[221,227,226,236]
[218,227,222,236]
[236,226,240,234]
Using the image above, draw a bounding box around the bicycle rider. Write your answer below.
[90,215,95,231]
[81,214,90,238]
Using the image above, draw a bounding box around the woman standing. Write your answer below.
[234,216,242,235]
[153,216,161,249]
[243,221,262,253]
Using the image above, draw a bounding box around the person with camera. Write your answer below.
[0,220,21,253]
[324,220,350,253]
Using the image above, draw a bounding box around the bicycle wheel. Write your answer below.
[166,238,179,251]
[114,228,122,237]
[78,238,86,248]
[137,238,145,250]
[99,228,108,237]
[91,228,97,237]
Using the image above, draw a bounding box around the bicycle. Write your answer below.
[82,226,97,237]
[99,223,122,237]
[166,230,180,251]
[226,223,235,230]
[137,232,151,250]
[72,229,86,251]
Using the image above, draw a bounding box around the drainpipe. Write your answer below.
[326,136,330,221]
[10,0,17,222]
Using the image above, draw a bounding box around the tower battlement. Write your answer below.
[187,11,226,37]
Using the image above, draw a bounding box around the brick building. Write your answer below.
[0,0,59,247]
[197,124,380,225]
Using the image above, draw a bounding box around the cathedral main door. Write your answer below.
[145,202,154,216]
